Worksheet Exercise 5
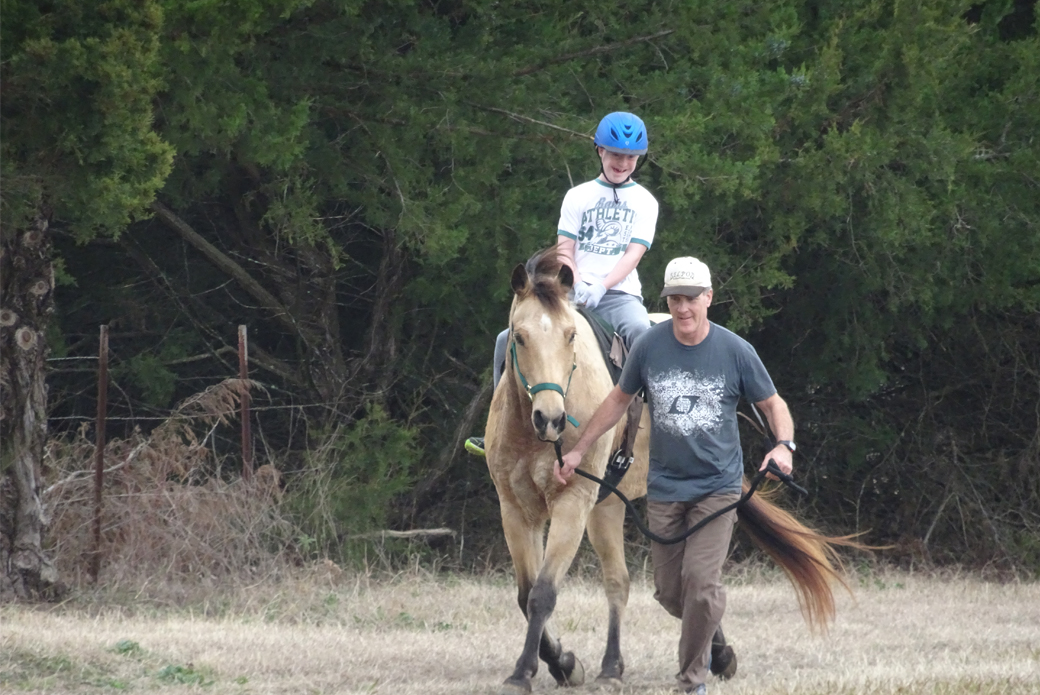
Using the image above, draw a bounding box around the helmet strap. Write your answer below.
[598,150,648,204]
[633,153,648,176]
[599,164,626,204]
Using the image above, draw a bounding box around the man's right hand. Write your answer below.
[555,450,583,485]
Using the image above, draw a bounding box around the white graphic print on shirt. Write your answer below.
[578,197,637,255]
[649,367,725,438]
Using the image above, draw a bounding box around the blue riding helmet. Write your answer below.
[594,112,648,155]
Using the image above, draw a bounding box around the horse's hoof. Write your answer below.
[593,675,624,691]
[549,650,585,687]
[710,644,737,680]
[499,676,531,695]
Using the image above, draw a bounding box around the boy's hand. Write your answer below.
[574,282,593,306]
[575,282,607,310]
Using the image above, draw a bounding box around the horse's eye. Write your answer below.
[568,331,576,344]
[515,334,526,347]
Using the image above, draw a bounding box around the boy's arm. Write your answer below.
[556,236,581,285]
[599,243,647,289]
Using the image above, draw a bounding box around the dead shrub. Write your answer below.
[43,379,298,589]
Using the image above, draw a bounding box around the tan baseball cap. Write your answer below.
[660,257,712,297]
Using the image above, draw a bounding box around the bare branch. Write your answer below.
[467,104,592,140]
[405,376,494,519]
[163,346,237,365]
[122,237,306,388]
[44,441,149,497]
[150,201,298,336]
[347,528,456,540]
[512,30,676,77]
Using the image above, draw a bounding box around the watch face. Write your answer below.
[780,440,796,452]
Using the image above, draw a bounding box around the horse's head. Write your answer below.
[507,250,577,443]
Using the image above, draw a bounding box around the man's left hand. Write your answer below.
[761,445,793,479]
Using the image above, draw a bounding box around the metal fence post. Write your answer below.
[90,325,108,583]
[239,325,253,481]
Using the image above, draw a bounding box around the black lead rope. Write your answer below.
[552,439,808,546]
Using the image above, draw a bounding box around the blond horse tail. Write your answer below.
[737,482,868,632]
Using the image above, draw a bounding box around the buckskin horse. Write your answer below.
[484,249,861,694]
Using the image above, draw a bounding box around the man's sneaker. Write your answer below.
[709,644,737,680]
[465,437,486,457]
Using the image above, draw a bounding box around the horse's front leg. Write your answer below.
[586,496,630,685]
[499,502,546,694]
[501,494,589,694]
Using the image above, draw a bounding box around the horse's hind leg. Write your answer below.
[710,624,738,679]
[586,497,629,685]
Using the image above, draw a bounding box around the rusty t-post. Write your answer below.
[90,325,109,583]
[239,325,253,481]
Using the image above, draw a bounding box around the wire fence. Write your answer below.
[69,324,259,583]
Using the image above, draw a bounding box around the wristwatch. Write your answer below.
[777,440,797,453]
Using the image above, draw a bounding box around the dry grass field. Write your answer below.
[2,566,1038,695]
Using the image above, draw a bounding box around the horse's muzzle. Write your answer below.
[533,408,567,441]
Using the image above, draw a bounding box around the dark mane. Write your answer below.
[522,248,570,313]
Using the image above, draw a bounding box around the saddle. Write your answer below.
[576,307,625,383]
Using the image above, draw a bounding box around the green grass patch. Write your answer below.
[0,648,120,691]
[155,663,215,686]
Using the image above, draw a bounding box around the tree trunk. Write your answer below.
[359,225,405,403]
[0,216,63,602]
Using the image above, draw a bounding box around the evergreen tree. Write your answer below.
[0,0,173,598]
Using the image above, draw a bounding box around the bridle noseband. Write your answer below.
[509,338,580,429]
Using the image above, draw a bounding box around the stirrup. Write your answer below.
[596,448,632,503]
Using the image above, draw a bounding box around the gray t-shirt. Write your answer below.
[619,320,777,502]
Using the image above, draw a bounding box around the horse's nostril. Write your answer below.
[533,410,549,431]
[553,413,566,432]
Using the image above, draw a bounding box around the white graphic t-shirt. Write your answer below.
[619,320,777,501]
[556,179,658,297]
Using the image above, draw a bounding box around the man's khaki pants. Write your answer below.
[648,493,739,691]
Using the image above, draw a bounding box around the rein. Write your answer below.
[552,439,808,546]
[510,339,580,429]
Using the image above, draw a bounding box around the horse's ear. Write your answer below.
[510,263,530,295]
[557,264,574,290]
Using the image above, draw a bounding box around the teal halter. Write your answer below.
[509,339,581,429]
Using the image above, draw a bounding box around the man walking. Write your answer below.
[555,256,796,694]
